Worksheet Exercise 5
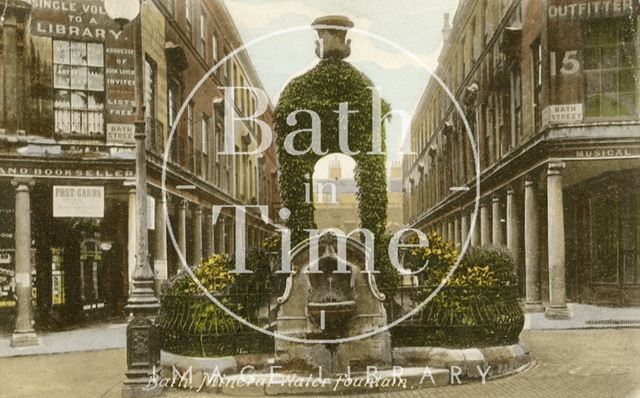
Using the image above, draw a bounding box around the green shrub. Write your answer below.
[159,246,278,357]
[390,233,524,348]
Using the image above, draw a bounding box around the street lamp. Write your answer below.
[104,0,140,28]
[104,1,161,397]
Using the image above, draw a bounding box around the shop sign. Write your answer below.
[53,186,104,218]
[547,0,634,20]
[542,104,583,125]
[106,123,135,144]
[0,165,134,179]
[30,0,122,40]
[575,148,636,157]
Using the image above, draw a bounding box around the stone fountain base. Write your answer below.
[157,341,531,395]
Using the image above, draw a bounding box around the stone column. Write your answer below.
[10,179,38,347]
[453,216,460,246]
[480,201,491,246]
[460,211,468,246]
[524,177,544,312]
[206,211,215,257]
[218,217,226,254]
[546,162,570,319]
[193,206,203,267]
[492,194,504,246]
[506,186,522,264]
[447,220,454,243]
[127,188,136,289]
[178,199,187,267]
[153,195,167,294]
[470,207,480,246]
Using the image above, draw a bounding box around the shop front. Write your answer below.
[0,161,134,330]
[567,168,640,306]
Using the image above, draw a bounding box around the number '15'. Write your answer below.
[550,50,580,76]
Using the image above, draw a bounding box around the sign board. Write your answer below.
[106,123,135,144]
[542,104,583,126]
[53,186,104,218]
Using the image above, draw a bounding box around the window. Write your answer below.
[168,79,180,163]
[212,32,218,62]
[201,114,209,179]
[584,19,637,118]
[531,38,543,132]
[53,40,104,136]
[185,0,192,24]
[512,67,522,145]
[199,10,207,57]
[187,102,194,170]
[499,83,511,156]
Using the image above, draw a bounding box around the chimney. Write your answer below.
[442,12,451,44]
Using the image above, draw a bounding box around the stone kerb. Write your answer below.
[393,342,531,379]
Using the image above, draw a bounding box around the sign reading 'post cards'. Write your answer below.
[53,186,105,218]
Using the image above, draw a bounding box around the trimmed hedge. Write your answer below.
[388,233,524,348]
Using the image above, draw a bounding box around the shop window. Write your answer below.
[627,192,640,284]
[584,19,637,118]
[80,239,104,309]
[591,193,619,283]
[51,248,65,305]
[0,252,14,308]
[53,40,105,136]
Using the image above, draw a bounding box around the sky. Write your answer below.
[225,0,460,178]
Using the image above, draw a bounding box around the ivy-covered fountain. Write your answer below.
[155,15,530,395]
[272,15,393,375]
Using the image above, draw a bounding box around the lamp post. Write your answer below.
[104,1,161,397]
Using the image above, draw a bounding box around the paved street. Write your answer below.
[1,328,639,398]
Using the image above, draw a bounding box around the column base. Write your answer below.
[10,330,39,347]
[524,302,545,313]
[545,305,571,320]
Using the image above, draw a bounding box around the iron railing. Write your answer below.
[383,284,524,348]
[157,289,278,357]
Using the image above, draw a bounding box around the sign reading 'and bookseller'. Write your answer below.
[53,186,105,218]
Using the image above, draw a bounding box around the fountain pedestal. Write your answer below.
[275,236,391,374]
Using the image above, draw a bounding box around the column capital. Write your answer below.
[524,176,535,187]
[179,198,188,209]
[507,185,516,196]
[492,193,500,203]
[11,178,34,189]
[547,161,566,176]
[194,205,203,215]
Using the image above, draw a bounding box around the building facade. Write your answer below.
[403,0,640,316]
[0,0,280,340]
[313,158,403,234]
